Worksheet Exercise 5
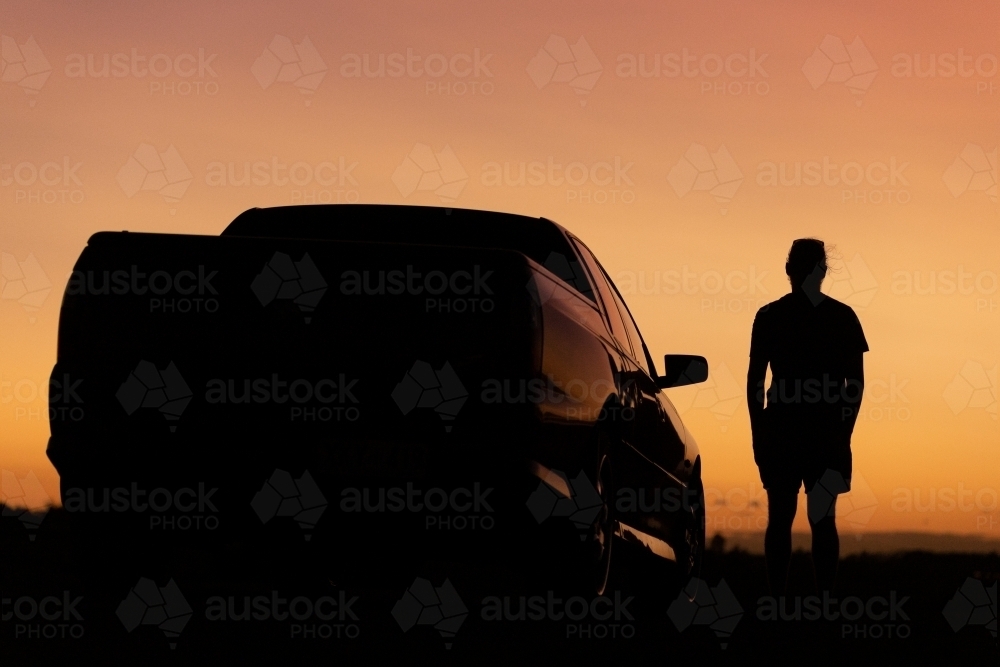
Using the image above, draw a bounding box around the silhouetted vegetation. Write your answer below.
[3,505,996,666]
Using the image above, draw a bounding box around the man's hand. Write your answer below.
[747,355,768,429]
[747,354,770,461]
[840,352,865,443]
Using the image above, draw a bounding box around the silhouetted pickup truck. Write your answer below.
[48,204,709,594]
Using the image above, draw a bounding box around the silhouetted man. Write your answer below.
[747,239,868,595]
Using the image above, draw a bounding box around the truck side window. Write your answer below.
[604,271,653,376]
[539,250,596,303]
[569,238,633,355]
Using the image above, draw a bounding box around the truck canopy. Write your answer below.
[222,205,578,272]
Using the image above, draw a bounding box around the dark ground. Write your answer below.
[2,506,997,666]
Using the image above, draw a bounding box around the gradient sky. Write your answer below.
[2,0,998,537]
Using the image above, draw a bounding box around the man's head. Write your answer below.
[786,238,828,290]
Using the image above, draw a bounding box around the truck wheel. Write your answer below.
[587,442,614,596]
[685,476,706,582]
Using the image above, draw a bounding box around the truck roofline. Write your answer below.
[222,204,570,238]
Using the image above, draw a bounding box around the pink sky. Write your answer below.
[1,0,998,536]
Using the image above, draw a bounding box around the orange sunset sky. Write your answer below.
[1,0,997,538]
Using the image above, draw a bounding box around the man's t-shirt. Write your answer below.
[750,291,869,443]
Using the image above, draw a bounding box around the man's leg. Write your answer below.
[806,492,839,593]
[765,489,798,596]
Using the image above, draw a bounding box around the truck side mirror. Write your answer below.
[656,355,709,388]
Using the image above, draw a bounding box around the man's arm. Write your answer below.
[841,352,865,441]
[747,354,769,440]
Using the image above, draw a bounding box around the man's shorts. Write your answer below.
[754,412,852,494]
[757,443,852,494]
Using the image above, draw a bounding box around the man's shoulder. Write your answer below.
[818,294,860,320]
[755,293,861,322]
[755,293,795,318]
